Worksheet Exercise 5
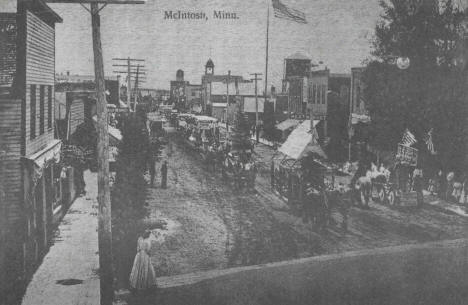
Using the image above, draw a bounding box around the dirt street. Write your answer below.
[144,135,468,278]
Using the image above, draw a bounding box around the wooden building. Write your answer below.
[0,0,64,299]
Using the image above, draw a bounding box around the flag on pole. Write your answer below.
[401,128,417,147]
[272,0,307,24]
[423,128,436,154]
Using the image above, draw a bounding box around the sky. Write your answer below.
[2,0,383,90]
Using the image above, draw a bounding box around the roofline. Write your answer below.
[35,0,63,23]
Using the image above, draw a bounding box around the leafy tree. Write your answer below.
[363,0,468,169]
[111,113,152,288]
[230,107,252,153]
[262,101,279,142]
[112,113,150,211]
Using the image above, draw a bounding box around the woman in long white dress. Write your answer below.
[129,230,157,291]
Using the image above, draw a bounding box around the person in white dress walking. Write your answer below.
[129,230,157,293]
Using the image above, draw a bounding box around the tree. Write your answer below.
[112,113,149,211]
[230,107,252,153]
[363,0,468,169]
[111,113,153,288]
[262,101,279,142]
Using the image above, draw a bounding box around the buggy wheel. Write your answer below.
[388,190,396,206]
[378,188,385,203]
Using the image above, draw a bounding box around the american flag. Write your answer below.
[424,128,436,154]
[401,128,417,147]
[272,0,307,24]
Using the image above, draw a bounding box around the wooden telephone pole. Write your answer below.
[46,1,145,304]
[250,73,262,143]
[112,58,145,110]
[225,70,231,130]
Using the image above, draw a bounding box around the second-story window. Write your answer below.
[40,85,45,135]
[356,86,361,109]
[48,86,52,129]
[30,85,36,140]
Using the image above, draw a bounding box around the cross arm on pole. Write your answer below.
[46,0,146,4]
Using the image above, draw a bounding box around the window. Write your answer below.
[322,85,327,104]
[39,85,45,135]
[30,85,36,139]
[356,86,361,109]
[318,84,322,104]
[48,86,52,129]
[314,84,318,104]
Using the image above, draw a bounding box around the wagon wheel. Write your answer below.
[378,187,386,203]
[388,190,396,206]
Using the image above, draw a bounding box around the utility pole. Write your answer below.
[90,5,113,304]
[134,64,140,111]
[45,1,145,304]
[226,70,231,131]
[112,57,145,110]
[250,73,262,143]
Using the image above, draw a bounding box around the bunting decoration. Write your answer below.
[423,128,436,154]
[401,128,417,147]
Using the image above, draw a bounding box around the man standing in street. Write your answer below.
[161,161,168,189]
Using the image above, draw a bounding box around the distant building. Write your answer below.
[201,58,244,117]
[55,72,121,106]
[281,53,314,120]
[185,83,202,113]
[308,68,350,139]
[348,67,371,160]
[350,67,368,116]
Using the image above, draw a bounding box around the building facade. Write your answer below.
[201,58,244,116]
[0,1,69,300]
[308,69,350,139]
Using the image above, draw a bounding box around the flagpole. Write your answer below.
[264,0,270,104]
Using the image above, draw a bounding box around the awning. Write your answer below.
[119,100,129,108]
[108,125,122,142]
[351,113,371,124]
[212,103,227,108]
[24,139,62,186]
[93,115,122,141]
[278,120,326,160]
[275,119,300,131]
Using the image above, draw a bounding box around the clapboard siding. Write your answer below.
[25,10,55,156]
[0,99,23,226]
[69,99,85,136]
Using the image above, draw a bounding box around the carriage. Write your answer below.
[365,144,418,206]
[146,112,168,144]
[219,151,257,190]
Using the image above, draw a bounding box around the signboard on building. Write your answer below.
[396,144,418,166]
[0,13,17,92]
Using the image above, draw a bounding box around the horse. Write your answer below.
[352,174,372,208]
[303,184,350,231]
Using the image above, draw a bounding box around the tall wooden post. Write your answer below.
[91,4,113,304]
[226,70,231,130]
[250,73,262,143]
[127,57,132,109]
